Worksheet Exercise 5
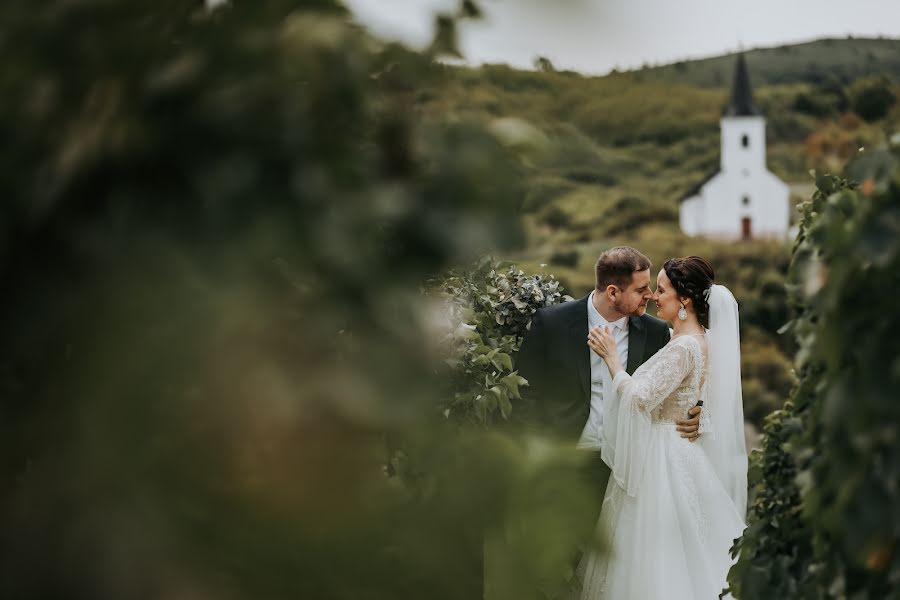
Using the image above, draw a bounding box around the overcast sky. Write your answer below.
[343,0,900,75]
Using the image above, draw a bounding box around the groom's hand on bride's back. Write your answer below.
[676,405,702,442]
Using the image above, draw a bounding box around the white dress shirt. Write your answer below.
[577,291,630,450]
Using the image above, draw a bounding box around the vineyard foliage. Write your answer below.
[729,145,900,598]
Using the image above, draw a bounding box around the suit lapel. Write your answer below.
[568,296,591,402]
[626,316,647,375]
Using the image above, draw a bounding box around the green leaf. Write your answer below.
[474,395,487,423]
[471,354,491,366]
[488,385,512,419]
[484,388,499,414]
[500,373,528,399]
[491,352,513,372]
[453,322,479,340]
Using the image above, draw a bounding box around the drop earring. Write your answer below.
[678,304,687,321]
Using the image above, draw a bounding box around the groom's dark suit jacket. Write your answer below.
[515,295,671,441]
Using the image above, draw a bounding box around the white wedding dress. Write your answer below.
[579,332,746,600]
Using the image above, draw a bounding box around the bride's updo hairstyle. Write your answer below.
[662,256,715,328]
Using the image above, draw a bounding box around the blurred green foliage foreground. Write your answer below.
[0,2,595,599]
[728,149,900,598]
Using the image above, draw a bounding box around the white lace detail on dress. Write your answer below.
[613,339,692,415]
[613,335,708,427]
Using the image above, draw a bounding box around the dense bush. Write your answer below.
[521,177,575,212]
[738,328,796,427]
[729,150,900,598]
[549,249,581,268]
[432,258,572,426]
[793,91,835,117]
[601,196,679,236]
[850,76,897,121]
[792,77,849,118]
[541,205,573,229]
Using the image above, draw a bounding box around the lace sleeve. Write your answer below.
[612,341,694,414]
[699,392,713,435]
[601,340,695,497]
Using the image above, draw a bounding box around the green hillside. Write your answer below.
[409,37,900,430]
[634,37,900,87]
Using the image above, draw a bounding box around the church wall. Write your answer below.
[699,176,740,237]
[754,172,791,236]
[679,195,703,236]
[698,170,789,239]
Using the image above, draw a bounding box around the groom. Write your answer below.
[515,246,702,505]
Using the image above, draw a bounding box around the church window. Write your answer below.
[741,134,749,148]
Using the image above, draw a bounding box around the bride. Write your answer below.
[579,256,748,600]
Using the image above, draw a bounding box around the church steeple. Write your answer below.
[723,53,761,116]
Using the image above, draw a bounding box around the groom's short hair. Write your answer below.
[595,246,651,290]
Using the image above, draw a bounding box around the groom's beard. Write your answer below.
[614,298,648,317]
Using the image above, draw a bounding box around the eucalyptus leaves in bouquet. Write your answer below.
[433,257,572,425]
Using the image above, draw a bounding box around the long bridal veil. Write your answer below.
[702,284,748,518]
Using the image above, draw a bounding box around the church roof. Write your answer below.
[722,53,762,117]
[678,169,719,203]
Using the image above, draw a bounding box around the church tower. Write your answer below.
[720,54,766,175]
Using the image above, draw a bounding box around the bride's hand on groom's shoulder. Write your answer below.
[676,405,702,442]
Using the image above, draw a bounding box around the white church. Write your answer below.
[679,54,790,240]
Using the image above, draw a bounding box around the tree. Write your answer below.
[534,56,556,73]
[850,76,897,121]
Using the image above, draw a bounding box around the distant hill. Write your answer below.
[418,37,899,188]
[632,37,900,87]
